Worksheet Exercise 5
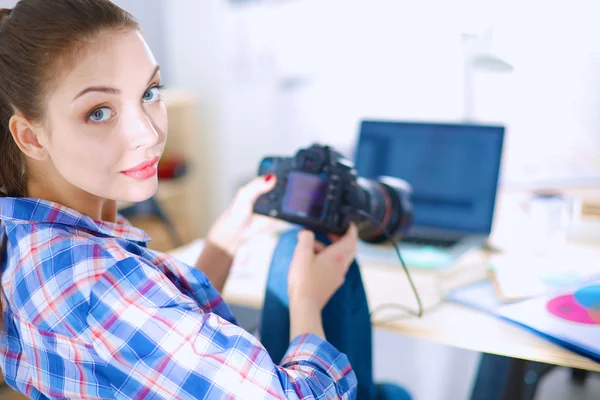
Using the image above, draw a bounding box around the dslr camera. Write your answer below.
[253,143,413,243]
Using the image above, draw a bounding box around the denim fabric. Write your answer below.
[260,228,412,400]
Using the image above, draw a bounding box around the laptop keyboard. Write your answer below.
[401,235,459,248]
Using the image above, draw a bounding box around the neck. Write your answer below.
[27,179,118,223]
[100,200,118,223]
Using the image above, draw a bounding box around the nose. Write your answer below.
[126,106,163,149]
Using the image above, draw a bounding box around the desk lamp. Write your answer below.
[462,27,514,121]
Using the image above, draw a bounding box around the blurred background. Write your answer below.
[110,0,600,241]
[1,1,600,399]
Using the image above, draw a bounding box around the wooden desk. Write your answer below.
[169,189,600,374]
[171,239,600,373]
[362,262,600,373]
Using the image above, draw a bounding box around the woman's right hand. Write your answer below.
[287,223,359,312]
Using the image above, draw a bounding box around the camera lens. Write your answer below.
[353,176,413,243]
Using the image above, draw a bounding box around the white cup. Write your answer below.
[527,192,574,250]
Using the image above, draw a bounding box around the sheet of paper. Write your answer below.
[445,279,507,314]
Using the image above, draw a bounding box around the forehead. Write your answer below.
[54,29,157,98]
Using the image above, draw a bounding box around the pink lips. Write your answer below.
[121,156,159,180]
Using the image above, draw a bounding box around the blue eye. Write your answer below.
[143,86,161,102]
[88,107,112,123]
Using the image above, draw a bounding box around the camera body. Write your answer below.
[253,143,413,242]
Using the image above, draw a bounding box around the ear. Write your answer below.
[8,114,49,161]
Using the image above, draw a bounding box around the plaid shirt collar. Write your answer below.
[0,197,150,243]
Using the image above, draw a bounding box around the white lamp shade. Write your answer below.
[463,27,514,72]
[471,53,514,72]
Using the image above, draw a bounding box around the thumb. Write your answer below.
[292,229,316,264]
[297,229,315,251]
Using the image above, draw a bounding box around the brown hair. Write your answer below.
[0,0,139,329]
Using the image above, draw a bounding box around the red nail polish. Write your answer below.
[265,174,274,182]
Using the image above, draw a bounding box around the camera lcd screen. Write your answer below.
[282,172,328,219]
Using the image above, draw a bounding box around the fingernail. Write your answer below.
[265,173,274,182]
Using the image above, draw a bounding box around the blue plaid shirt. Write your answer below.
[0,197,357,399]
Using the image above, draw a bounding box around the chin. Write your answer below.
[120,178,159,203]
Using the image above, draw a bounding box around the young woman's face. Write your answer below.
[41,29,167,203]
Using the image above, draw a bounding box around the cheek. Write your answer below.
[49,126,122,177]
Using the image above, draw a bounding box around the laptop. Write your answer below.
[352,119,505,269]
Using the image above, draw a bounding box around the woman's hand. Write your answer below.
[206,174,277,257]
[287,223,359,312]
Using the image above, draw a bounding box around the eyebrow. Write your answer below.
[72,65,161,103]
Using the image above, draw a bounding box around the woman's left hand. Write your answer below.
[206,174,277,257]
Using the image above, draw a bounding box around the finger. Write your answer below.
[236,174,277,206]
[328,223,358,248]
[319,224,358,268]
[298,229,315,247]
[346,222,359,241]
[293,229,316,260]
[316,246,355,278]
[327,222,358,243]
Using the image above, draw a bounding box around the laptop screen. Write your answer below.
[353,120,505,235]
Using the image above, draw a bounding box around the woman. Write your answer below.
[0,1,360,398]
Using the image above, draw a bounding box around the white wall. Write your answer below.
[268,0,600,183]
[163,0,291,222]
[112,0,171,84]
[271,0,466,151]
[162,0,600,220]
[473,0,600,184]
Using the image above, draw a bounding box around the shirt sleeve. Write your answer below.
[87,257,357,399]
